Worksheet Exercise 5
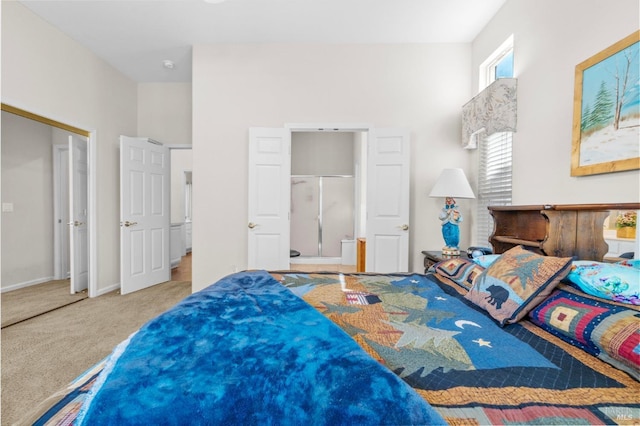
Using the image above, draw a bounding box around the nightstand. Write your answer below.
[421,250,469,273]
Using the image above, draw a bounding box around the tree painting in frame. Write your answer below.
[571,30,640,176]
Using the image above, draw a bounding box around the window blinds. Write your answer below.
[476,132,513,246]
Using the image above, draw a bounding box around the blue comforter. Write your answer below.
[77,271,445,425]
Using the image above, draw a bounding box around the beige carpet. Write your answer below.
[1,280,192,426]
[1,279,88,328]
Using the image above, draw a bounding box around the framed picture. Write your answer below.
[571,31,640,176]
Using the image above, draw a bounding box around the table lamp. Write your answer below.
[428,168,475,256]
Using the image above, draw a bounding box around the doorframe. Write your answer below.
[286,123,370,262]
[1,103,98,297]
[286,123,372,132]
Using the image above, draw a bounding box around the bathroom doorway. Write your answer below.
[289,131,365,267]
[248,125,409,273]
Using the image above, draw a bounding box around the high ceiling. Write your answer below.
[19,0,506,83]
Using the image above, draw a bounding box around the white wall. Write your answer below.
[470,0,640,208]
[138,83,193,146]
[2,2,138,295]
[192,43,472,290]
[1,112,54,288]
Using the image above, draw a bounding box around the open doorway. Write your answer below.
[289,131,366,272]
[169,147,192,282]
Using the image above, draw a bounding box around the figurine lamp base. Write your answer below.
[442,247,461,256]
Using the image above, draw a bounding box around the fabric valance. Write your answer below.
[462,78,517,149]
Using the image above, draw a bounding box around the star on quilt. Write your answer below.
[472,338,492,348]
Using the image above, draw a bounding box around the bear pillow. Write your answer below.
[464,245,572,326]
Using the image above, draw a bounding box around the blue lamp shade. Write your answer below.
[428,168,475,256]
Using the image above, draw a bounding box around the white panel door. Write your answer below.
[69,135,89,293]
[248,128,291,270]
[120,136,170,295]
[366,128,410,273]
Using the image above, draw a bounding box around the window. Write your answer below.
[476,132,512,246]
[476,36,514,247]
[494,51,514,80]
[479,35,514,90]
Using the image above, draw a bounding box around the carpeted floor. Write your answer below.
[1,279,88,328]
[1,280,192,426]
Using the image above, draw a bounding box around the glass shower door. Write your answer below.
[291,176,354,258]
[291,177,319,256]
[321,177,354,257]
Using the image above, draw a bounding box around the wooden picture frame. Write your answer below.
[571,31,640,176]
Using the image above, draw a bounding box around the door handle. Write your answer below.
[248,222,257,229]
[68,221,85,227]
[400,224,409,231]
[122,221,138,227]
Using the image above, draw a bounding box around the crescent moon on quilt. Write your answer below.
[455,320,482,329]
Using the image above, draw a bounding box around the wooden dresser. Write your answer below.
[488,203,639,261]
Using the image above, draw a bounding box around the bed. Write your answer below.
[19,246,640,425]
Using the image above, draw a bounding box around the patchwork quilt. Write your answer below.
[20,270,639,425]
[273,271,640,425]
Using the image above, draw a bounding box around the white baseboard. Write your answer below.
[95,282,120,297]
[1,277,121,299]
[1,276,56,293]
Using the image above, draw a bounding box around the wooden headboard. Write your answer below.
[488,203,640,261]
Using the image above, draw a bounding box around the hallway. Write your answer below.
[171,252,192,281]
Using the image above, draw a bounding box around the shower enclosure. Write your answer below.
[291,176,354,258]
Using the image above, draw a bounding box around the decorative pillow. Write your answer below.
[433,258,484,291]
[529,287,640,380]
[464,245,572,326]
[472,254,501,268]
[567,261,640,305]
